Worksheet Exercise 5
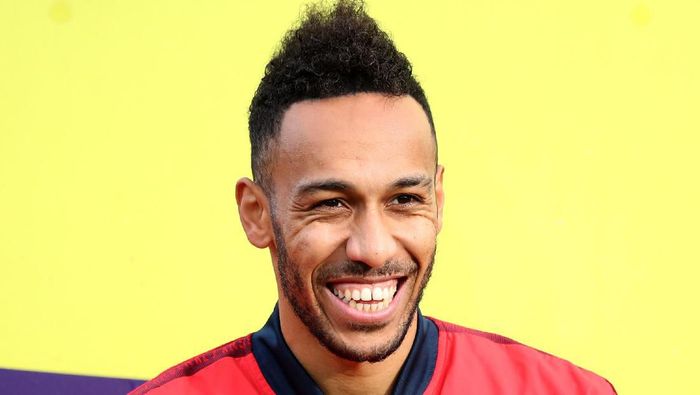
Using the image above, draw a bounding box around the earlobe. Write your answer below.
[435,165,445,233]
[236,178,273,248]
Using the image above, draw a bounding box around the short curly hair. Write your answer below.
[248,0,435,190]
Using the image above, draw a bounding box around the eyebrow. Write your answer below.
[391,175,433,190]
[294,174,432,197]
[294,179,352,196]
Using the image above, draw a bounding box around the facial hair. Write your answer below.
[271,216,435,363]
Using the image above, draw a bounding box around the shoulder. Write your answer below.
[426,318,616,394]
[129,334,273,395]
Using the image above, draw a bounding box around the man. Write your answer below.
[131,1,615,394]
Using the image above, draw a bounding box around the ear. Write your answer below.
[435,165,445,233]
[236,177,273,248]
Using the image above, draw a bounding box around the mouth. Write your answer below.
[324,277,406,318]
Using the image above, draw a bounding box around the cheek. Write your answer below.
[394,218,437,260]
[286,222,348,275]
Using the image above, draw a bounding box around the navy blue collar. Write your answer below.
[252,305,438,394]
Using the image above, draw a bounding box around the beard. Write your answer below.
[271,217,435,363]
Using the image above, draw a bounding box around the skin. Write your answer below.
[236,93,444,395]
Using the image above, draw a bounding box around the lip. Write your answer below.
[321,277,408,325]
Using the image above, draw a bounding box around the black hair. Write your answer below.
[248,0,434,190]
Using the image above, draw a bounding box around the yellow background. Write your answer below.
[1,1,699,393]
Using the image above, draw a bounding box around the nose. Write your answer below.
[345,207,398,269]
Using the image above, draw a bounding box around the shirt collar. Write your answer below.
[252,304,438,394]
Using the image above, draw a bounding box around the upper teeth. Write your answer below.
[331,283,398,312]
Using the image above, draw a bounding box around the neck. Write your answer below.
[278,300,418,395]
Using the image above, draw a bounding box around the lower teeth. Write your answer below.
[347,299,388,312]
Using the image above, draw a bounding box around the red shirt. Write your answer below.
[131,308,615,394]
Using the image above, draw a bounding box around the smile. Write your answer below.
[328,279,399,313]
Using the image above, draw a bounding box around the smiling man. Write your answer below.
[254,93,442,392]
[130,1,615,394]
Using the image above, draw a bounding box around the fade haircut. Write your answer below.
[248,0,435,192]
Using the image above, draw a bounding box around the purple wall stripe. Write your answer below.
[0,368,145,395]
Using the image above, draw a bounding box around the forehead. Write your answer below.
[271,93,435,193]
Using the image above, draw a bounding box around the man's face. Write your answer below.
[268,93,443,362]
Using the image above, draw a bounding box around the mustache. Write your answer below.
[317,259,418,282]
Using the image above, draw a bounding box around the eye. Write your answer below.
[314,198,344,209]
[391,194,420,205]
